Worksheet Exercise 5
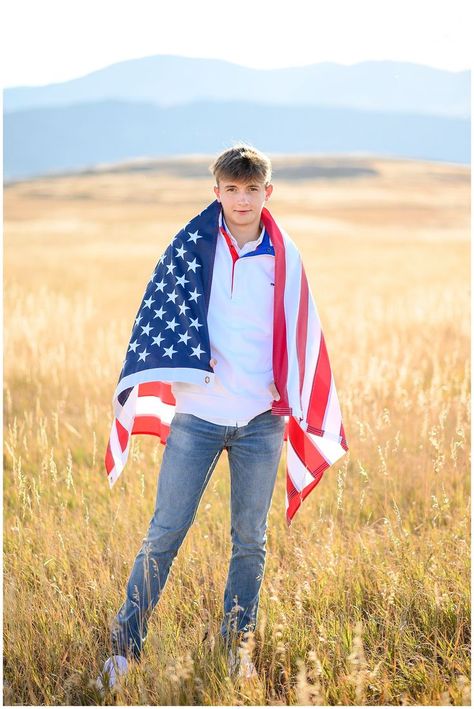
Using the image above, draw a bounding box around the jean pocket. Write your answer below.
[172,412,191,423]
[171,412,208,427]
[252,409,285,429]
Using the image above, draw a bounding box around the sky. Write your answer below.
[1,0,472,88]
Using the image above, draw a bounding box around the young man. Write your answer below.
[98,144,348,691]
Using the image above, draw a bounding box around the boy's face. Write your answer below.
[213,178,273,232]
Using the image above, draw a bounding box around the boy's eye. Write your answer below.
[224,186,259,193]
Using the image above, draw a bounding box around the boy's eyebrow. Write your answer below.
[221,182,261,188]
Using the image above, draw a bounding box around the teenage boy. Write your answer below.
[98,144,348,691]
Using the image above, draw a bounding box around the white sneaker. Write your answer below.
[228,648,258,680]
[96,655,128,693]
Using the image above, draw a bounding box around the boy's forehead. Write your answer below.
[218,177,266,188]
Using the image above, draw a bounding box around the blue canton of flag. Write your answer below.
[116,205,221,404]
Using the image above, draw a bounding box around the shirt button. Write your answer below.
[205,376,210,384]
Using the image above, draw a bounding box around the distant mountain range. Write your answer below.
[3,55,470,181]
[4,56,470,116]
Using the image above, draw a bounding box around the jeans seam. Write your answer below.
[187,446,222,527]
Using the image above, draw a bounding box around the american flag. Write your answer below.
[105,199,348,525]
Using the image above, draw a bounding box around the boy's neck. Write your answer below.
[223,215,263,249]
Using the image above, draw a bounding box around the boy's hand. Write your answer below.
[269,382,280,401]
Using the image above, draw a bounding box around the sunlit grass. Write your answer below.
[3,156,470,705]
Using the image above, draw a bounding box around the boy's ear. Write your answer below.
[213,185,220,202]
[265,183,274,200]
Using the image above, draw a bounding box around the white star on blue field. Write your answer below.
[125,228,209,371]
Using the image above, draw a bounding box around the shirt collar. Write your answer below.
[220,210,265,255]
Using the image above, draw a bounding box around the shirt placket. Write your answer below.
[219,225,240,296]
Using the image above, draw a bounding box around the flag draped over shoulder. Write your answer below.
[105,199,348,526]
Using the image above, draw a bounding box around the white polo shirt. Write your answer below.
[171,212,275,426]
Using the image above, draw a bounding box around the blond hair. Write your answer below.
[209,143,272,185]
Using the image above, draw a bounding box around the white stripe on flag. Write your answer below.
[109,419,127,478]
[300,290,322,414]
[306,429,346,463]
[319,375,343,442]
[135,395,175,424]
[108,464,121,488]
[283,252,303,419]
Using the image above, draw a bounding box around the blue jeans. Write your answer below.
[110,408,285,661]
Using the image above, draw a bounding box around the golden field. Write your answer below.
[3,155,470,706]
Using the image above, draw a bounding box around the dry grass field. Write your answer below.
[3,155,470,706]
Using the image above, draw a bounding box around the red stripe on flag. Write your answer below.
[288,415,328,474]
[307,331,331,432]
[116,419,129,452]
[159,421,171,443]
[286,470,302,521]
[301,471,325,501]
[285,445,327,527]
[105,440,114,475]
[296,266,309,395]
[138,381,176,406]
[261,207,289,412]
[132,414,170,443]
[286,469,325,527]
[340,422,349,450]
